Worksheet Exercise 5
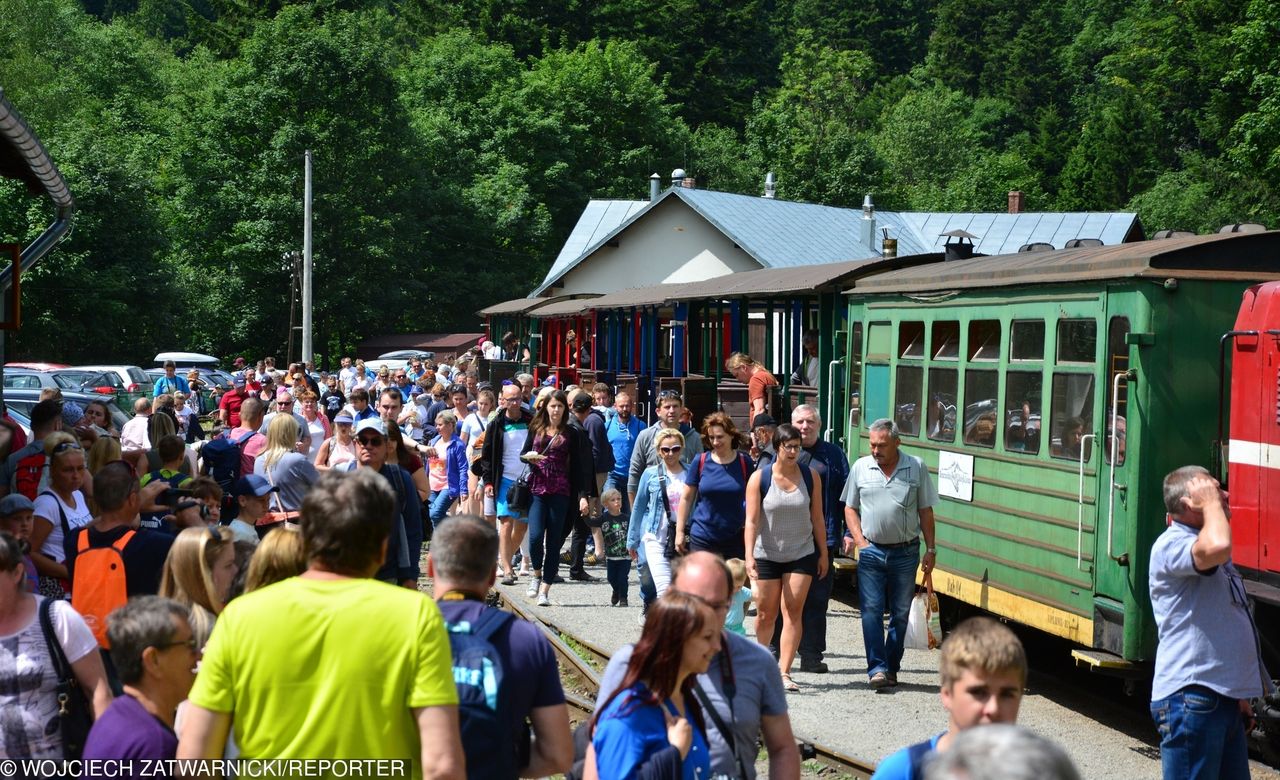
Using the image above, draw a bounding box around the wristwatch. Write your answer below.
[926,547,937,554]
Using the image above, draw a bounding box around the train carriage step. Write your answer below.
[831,556,857,573]
[1071,648,1142,677]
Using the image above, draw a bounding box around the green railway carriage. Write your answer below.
[839,231,1280,664]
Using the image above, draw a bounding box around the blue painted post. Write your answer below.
[730,300,742,355]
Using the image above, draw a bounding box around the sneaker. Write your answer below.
[536,593,550,607]
[570,571,598,582]
[610,594,618,606]
[618,599,629,608]
[585,553,601,566]
[799,659,830,674]
[526,580,539,597]
[560,551,573,564]
[869,672,891,690]
[500,575,517,586]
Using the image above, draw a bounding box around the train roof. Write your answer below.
[477,294,600,316]
[849,231,1280,294]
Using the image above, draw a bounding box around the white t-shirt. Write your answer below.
[461,412,487,460]
[305,418,327,461]
[32,491,93,563]
[0,597,98,758]
[642,466,685,545]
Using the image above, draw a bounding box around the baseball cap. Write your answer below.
[234,357,247,366]
[571,394,592,412]
[233,375,247,387]
[234,474,278,498]
[334,413,354,425]
[355,418,387,436]
[751,413,777,430]
[62,401,86,427]
[0,494,34,517]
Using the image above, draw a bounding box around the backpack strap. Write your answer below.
[76,527,91,554]
[37,598,74,689]
[39,490,72,537]
[761,463,773,499]
[112,530,136,553]
[738,452,749,481]
[470,607,515,642]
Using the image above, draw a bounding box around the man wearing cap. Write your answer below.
[350,418,423,588]
[228,475,275,544]
[751,413,778,469]
[218,374,251,430]
[153,360,190,399]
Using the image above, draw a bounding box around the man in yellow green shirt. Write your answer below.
[177,469,463,778]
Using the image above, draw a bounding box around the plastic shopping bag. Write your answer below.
[905,590,931,650]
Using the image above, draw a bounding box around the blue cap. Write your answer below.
[0,494,34,517]
[234,474,279,498]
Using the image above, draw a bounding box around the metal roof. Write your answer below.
[477,294,597,316]
[665,259,878,302]
[530,282,699,318]
[532,186,1142,297]
[850,231,1280,294]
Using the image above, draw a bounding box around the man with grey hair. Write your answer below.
[1148,466,1265,780]
[515,373,535,412]
[923,725,1081,780]
[842,417,938,689]
[84,596,195,761]
[429,516,572,778]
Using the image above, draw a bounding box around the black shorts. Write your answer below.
[754,548,818,580]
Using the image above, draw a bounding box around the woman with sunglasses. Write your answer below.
[744,423,827,692]
[521,390,592,606]
[628,429,687,598]
[31,433,94,599]
[675,412,753,561]
[0,530,111,758]
[588,590,717,779]
[159,526,237,649]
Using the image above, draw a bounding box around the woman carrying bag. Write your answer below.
[628,429,688,600]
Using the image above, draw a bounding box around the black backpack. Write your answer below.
[200,428,259,517]
[447,608,521,779]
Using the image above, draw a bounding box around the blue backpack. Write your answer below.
[447,608,518,779]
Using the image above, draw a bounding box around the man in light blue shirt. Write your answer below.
[841,418,938,689]
[153,360,190,398]
[1149,466,1267,780]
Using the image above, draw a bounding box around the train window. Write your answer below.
[1004,372,1042,454]
[933,321,960,360]
[1056,319,1097,364]
[968,320,1001,361]
[895,365,923,436]
[927,368,957,442]
[1010,320,1045,361]
[1049,373,1095,461]
[899,322,925,359]
[963,369,999,448]
[848,323,863,431]
[1104,317,1130,466]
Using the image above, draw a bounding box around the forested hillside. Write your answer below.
[1,0,1277,362]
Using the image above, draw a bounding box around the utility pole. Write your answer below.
[302,149,313,369]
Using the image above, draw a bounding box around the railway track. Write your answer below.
[498,593,875,778]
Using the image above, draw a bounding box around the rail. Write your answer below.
[497,593,876,778]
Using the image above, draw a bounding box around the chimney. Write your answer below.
[671,168,686,188]
[859,194,877,255]
[763,171,776,199]
[1008,190,1024,214]
[649,173,661,202]
[882,229,897,259]
[681,176,696,189]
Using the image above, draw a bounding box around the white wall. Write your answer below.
[550,198,761,295]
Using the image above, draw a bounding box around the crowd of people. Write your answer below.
[0,346,1247,780]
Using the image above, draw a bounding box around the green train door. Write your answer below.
[1091,301,1139,657]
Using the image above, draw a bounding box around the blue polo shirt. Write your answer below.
[1149,521,1269,701]
[841,452,938,545]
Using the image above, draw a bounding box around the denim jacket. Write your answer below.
[628,464,679,552]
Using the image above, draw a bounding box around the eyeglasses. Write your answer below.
[780,443,802,452]
[659,445,682,454]
[157,638,198,652]
[357,435,385,447]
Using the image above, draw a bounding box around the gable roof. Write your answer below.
[532,187,1142,297]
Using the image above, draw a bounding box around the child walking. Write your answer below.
[599,488,631,606]
[724,558,753,636]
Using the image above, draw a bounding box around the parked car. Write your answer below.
[4,362,69,371]
[4,388,131,431]
[73,364,152,412]
[377,350,435,361]
[2,368,117,395]
[152,351,220,368]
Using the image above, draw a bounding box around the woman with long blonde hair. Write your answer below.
[243,525,306,594]
[160,526,237,648]
[251,415,318,537]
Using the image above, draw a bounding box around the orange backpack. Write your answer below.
[71,529,134,648]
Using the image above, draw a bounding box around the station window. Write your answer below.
[1004,372,1043,454]
[1049,373,1095,461]
[969,320,1001,361]
[927,368,957,442]
[963,369,999,447]
[1104,317,1130,466]
[895,365,923,436]
[1057,319,1097,364]
[933,321,960,360]
[1010,320,1045,361]
[900,321,925,359]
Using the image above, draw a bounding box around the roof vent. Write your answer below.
[1018,242,1055,253]
[1218,222,1267,233]
[862,194,875,219]
[1152,229,1196,239]
[671,168,686,187]
[1008,190,1024,214]
[859,195,877,255]
[941,229,978,261]
[1063,238,1103,249]
[649,173,661,202]
[763,171,776,199]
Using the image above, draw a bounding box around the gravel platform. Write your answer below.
[493,559,1280,779]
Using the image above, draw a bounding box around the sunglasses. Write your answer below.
[658,390,683,402]
[357,436,385,447]
[659,445,683,454]
[52,441,83,455]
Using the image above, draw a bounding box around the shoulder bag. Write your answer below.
[38,597,92,759]
[506,433,556,516]
[660,469,680,560]
[259,459,300,527]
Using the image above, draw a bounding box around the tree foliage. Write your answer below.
[0,0,1277,363]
